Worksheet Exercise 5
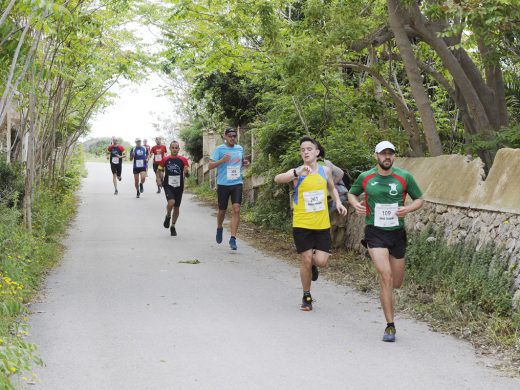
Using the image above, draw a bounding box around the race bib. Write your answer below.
[111,157,119,164]
[303,190,325,212]
[135,160,144,168]
[168,175,181,188]
[227,165,240,181]
[374,203,399,227]
[155,154,162,162]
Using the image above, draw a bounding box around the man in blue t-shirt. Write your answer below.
[208,127,250,250]
[129,138,148,198]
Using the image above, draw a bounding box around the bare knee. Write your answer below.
[379,271,393,287]
[232,204,241,214]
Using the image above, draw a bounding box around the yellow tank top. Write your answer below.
[293,165,330,230]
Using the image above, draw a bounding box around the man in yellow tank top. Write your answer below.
[275,136,347,311]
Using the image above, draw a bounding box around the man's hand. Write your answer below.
[336,203,348,216]
[354,200,366,215]
[243,159,250,166]
[396,205,411,217]
[222,153,231,163]
[298,165,313,177]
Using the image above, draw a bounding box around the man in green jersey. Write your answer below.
[348,141,424,342]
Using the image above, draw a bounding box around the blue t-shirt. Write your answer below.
[210,144,244,186]
[132,146,148,169]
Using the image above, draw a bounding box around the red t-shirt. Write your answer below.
[150,145,167,164]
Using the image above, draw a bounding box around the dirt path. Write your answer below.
[24,162,520,389]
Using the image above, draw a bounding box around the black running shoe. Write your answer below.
[117,176,121,181]
[136,190,140,198]
[311,265,319,281]
[114,189,118,195]
[163,215,171,228]
[170,226,177,236]
[156,187,161,194]
[139,183,144,193]
[301,294,313,311]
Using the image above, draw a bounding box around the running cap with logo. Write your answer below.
[224,127,237,136]
[375,141,395,153]
[135,137,142,142]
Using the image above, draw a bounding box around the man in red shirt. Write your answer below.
[159,141,189,236]
[150,137,167,194]
[107,138,126,195]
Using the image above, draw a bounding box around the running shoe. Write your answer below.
[216,227,223,244]
[156,187,161,194]
[136,190,140,198]
[301,294,313,311]
[311,265,319,281]
[114,189,118,195]
[170,226,177,236]
[382,325,396,342]
[229,237,237,250]
[163,215,171,228]
[139,183,144,193]
[117,176,121,181]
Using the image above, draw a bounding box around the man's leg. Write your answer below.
[390,256,405,289]
[369,248,394,323]
[172,206,180,224]
[312,250,330,268]
[140,171,146,184]
[217,209,226,228]
[134,174,139,191]
[300,249,313,292]
[230,203,240,237]
[112,173,117,189]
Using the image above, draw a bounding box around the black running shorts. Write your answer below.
[164,185,184,207]
[133,167,146,175]
[153,163,160,173]
[110,163,122,177]
[217,184,243,210]
[292,227,331,254]
[361,225,407,259]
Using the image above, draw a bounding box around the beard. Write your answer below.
[378,159,393,171]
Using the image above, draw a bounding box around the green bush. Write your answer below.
[0,158,24,209]
[405,228,520,348]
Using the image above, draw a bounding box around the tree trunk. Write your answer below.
[23,83,36,232]
[387,0,443,156]
[0,18,31,124]
[407,3,495,168]
[0,0,17,28]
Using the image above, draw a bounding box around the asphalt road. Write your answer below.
[24,162,520,389]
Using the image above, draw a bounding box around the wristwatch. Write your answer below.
[293,168,298,177]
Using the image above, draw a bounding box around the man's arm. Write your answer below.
[396,198,424,217]
[208,153,230,170]
[348,193,366,215]
[274,169,298,184]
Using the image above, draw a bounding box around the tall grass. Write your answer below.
[0,148,83,388]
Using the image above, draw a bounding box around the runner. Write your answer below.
[150,137,167,194]
[107,138,125,195]
[208,127,249,250]
[129,138,148,198]
[143,138,151,177]
[274,136,347,311]
[159,141,189,236]
[348,141,424,342]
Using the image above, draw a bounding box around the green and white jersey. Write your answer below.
[349,166,422,230]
